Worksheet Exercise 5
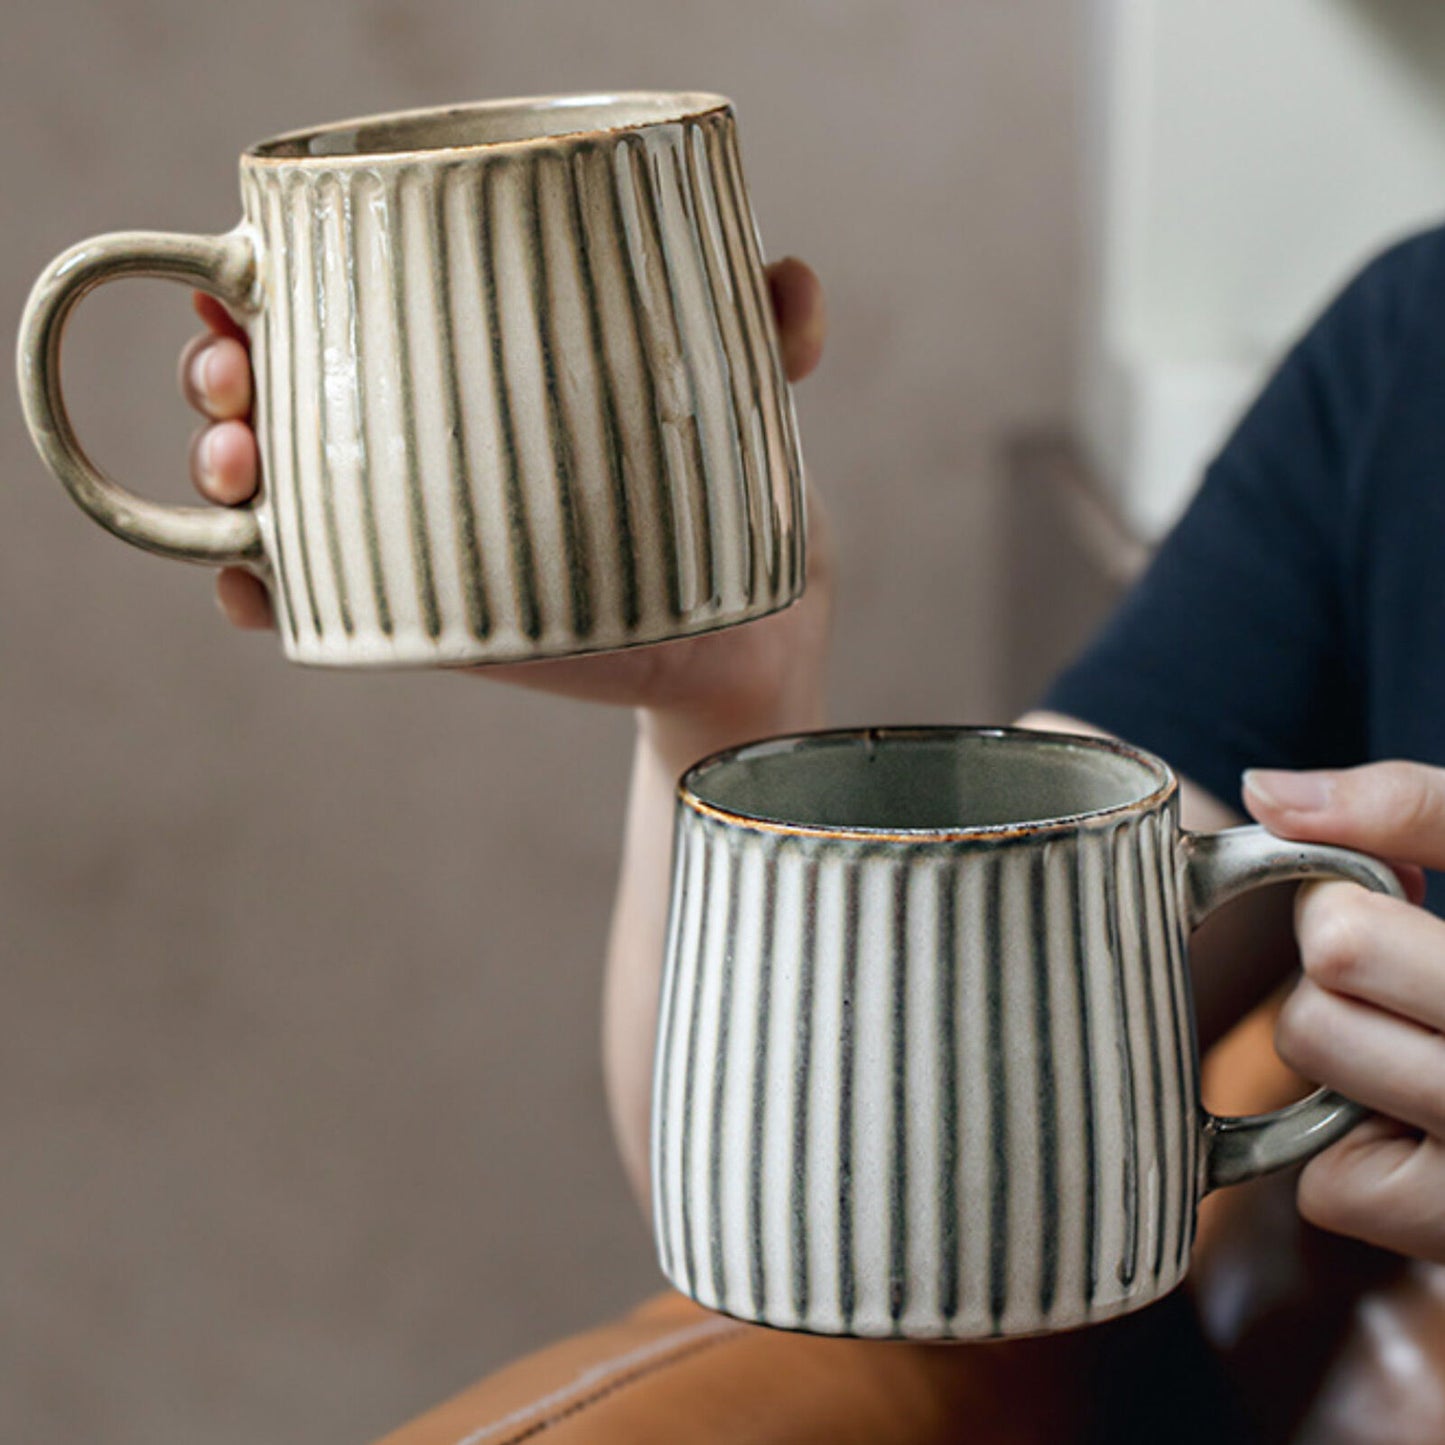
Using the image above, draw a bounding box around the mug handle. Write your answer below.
[1180,824,1405,1192]
[17,228,263,565]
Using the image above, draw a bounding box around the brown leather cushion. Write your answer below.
[373,1286,1257,1444]
[375,1005,1445,1445]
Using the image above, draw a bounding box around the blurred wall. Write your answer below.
[1079,0,1445,538]
[0,3,1081,1441]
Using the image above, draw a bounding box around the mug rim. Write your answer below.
[678,725,1178,842]
[243,91,733,165]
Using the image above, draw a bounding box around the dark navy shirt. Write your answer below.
[1044,225,1445,909]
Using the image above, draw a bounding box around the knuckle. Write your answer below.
[1274,980,1332,1075]
[1370,760,1445,838]
[1296,1152,1362,1236]
[1421,1043,1445,1136]
[1299,1131,1445,1259]
[1297,887,1374,990]
[1425,1107,1445,1148]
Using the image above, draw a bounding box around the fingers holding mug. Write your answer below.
[187,420,257,507]
[766,257,827,382]
[179,335,253,426]
[181,291,257,503]
[177,293,272,630]
[214,567,275,631]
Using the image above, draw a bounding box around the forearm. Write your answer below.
[604,679,827,1211]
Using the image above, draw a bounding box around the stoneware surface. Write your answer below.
[18,92,805,667]
[651,727,1402,1339]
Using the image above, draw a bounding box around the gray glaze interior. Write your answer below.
[688,731,1168,831]
[252,94,726,158]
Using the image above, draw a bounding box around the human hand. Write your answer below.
[1242,762,1444,1263]
[180,257,832,733]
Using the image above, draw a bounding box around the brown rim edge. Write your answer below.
[243,92,734,166]
[677,725,1179,842]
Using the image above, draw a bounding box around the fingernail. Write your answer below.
[1243,768,1335,812]
[189,340,216,399]
[196,427,220,488]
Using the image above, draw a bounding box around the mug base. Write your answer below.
[665,1266,1190,1343]
[276,590,803,670]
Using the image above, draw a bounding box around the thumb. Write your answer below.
[1243,761,1444,884]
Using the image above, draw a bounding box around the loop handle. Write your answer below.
[17,228,263,565]
[1180,825,1405,1192]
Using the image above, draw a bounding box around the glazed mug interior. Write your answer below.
[249,92,730,157]
[683,727,1171,833]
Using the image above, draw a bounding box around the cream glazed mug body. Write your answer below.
[18,93,805,667]
[651,727,1404,1340]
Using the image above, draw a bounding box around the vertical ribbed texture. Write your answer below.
[244,109,803,666]
[652,808,1200,1339]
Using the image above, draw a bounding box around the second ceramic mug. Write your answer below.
[18,93,804,667]
[651,727,1403,1340]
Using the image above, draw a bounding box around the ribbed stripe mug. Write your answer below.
[18,93,804,667]
[651,727,1402,1339]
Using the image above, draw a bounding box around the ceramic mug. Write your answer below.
[17,93,804,667]
[651,726,1403,1340]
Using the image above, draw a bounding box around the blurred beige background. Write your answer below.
[1,3,1085,1441]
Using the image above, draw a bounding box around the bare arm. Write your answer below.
[604,598,830,1205]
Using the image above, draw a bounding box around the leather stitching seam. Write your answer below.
[453,1320,749,1445]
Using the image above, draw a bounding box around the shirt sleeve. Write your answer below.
[1042,230,1438,812]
